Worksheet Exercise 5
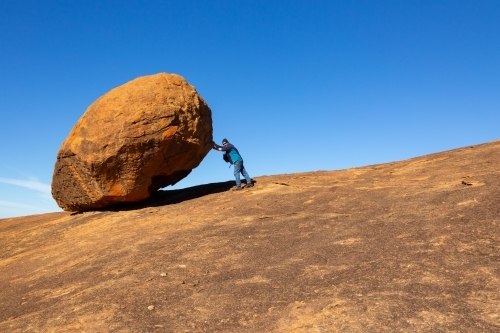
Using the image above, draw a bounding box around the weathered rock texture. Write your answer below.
[2,140,500,332]
[52,73,212,211]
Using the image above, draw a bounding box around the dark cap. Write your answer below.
[222,138,228,144]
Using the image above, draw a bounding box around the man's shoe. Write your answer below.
[232,186,242,191]
[246,183,254,188]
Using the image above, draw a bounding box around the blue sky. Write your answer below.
[1,1,499,218]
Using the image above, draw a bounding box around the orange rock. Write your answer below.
[52,73,213,211]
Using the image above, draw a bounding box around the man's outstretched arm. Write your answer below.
[212,141,222,151]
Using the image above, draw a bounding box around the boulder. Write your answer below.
[52,73,213,211]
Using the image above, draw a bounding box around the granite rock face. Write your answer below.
[52,73,213,211]
[4,141,500,332]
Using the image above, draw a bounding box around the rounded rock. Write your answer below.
[52,73,213,211]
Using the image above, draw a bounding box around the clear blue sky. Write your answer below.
[1,1,499,218]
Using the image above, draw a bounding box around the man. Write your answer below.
[213,138,253,190]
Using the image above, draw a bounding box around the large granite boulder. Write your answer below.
[52,73,213,211]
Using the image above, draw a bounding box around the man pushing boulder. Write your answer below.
[213,138,254,190]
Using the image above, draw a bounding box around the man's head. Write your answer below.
[222,138,228,146]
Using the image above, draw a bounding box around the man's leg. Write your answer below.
[233,161,242,187]
[241,163,252,187]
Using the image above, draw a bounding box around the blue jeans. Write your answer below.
[233,160,251,186]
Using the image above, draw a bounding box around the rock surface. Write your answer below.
[2,140,500,332]
[52,73,212,211]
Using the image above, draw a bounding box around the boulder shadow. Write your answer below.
[91,179,256,213]
[147,180,236,207]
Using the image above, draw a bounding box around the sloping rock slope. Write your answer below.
[1,140,500,332]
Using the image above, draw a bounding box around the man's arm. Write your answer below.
[212,142,234,152]
[218,144,234,152]
[212,142,222,151]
